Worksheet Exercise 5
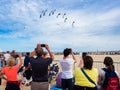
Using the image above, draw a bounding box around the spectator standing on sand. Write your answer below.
[24,52,30,68]
[29,43,54,90]
[60,48,77,90]
[97,56,119,90]
[0,54,4,68]
[3,51,11,66]
[0,54,2,69]
[0,69,1,85]
[74,56,98,90]
[0,54,3,85]
[0,54,22,90]
[11,50,18,59]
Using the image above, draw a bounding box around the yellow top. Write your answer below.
[74,67,98,87]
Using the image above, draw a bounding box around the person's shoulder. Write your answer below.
[99,68,105,72]
[14,64,19,68]
[114,71,119,77]
[29,57,36,61]
[98,68,106,76]
[75,67,80,71]
[2,66,9,71]
[45,57,52,61]
[65,58,73,61]
[92,68,98,72]
[68,58,74,63]
[29,56,35,59]
[59,58,64,62]
[74,68,80,74]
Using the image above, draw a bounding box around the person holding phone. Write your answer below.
[78,52,87,67]
[60,48,77,90]
[29,43,54,90]
[74,56,98,90]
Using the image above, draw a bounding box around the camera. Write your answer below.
[41,44,45,47]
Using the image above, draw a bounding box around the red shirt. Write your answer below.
[2,65,19,81]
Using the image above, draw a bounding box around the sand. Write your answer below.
[0,54,120,90]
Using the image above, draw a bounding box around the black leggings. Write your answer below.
[0,78,1,85]
[5,82,20,90]
[74,85,97,90]
[62,78,74,90]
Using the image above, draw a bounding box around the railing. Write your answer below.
[53,60,120,75]
[93,61,120,75]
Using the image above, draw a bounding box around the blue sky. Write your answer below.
[0,0,120,52]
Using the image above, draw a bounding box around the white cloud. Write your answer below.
[0,0,120,52]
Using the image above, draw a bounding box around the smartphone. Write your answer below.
[41,44,45,47]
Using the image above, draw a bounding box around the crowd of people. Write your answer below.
[0,43,120,90]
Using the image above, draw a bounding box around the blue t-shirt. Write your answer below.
[24,55,30,67]
[0,58,2,67]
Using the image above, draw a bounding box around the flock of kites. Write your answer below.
[39,9,75,27]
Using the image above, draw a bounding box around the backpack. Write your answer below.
[56,72,62,88]
[102,68,119,90]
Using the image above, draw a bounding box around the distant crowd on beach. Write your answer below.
[0,43,120,90]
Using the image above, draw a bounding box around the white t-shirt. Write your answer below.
[60,58,74,79]
[4,53,11,61]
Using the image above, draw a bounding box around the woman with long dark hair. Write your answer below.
[97,56,119,90]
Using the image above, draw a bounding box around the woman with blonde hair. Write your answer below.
[0,54,22,90]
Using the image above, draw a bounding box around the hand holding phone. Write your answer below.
[41,44,45,47]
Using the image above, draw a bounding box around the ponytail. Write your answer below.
[107,65,115,71]
[104,57,115,71]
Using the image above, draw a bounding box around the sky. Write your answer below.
[0,0,120,52]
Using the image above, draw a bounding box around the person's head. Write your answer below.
[7,51,10,53]
[7,57,16,67]
[11,50,15,53]
[82,52,87,59]
[43,51,47,56]
[63,48,71,57]
[83,56,93,70]
[103,56,114,71]
[26,52,30,56]
[36,49,44,57]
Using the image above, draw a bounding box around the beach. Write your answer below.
[53,54,120,72]
[0,54,120,90]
